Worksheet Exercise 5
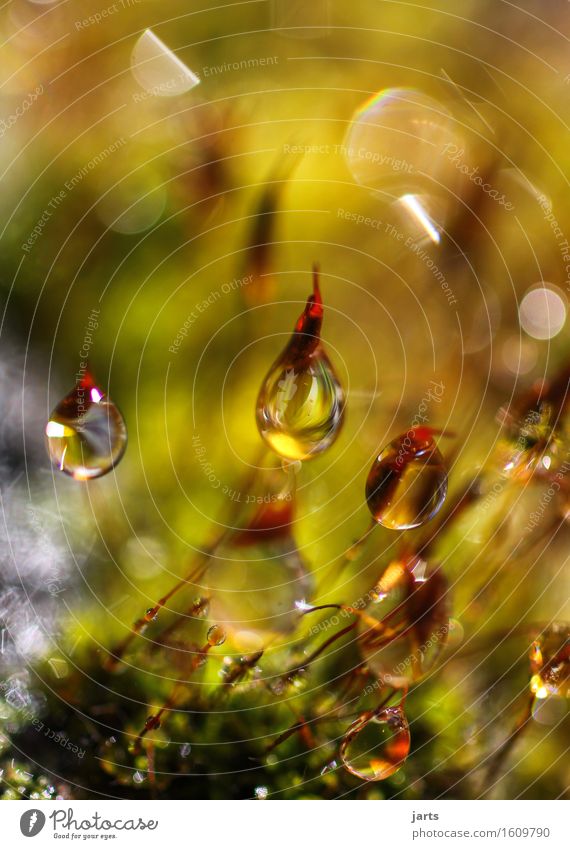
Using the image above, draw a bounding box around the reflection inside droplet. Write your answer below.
[131,29,200,96]
[45,373,127,480]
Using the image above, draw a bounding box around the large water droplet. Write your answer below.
[358,557,449,687]
[365,427,448,530]
[205,497,313,651]
[45,372,127,480]
[256,266,345,461]
[340,705,410,781]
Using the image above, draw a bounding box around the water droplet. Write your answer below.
[358,557,449,687]
[498,368,570,481]
[254,785,268,799]
[205,498,313,651]
[256,266,345,461]
[340,705,410,781]
[320,760,338,775]
[45,371,127,480]
[180,743,191,758]
[207,625,226,647]
[529,624,569,699]
[365,427,448,530]
[132,770,145,784]
[192,597,210,618]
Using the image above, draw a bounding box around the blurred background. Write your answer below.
[0,0,569,800]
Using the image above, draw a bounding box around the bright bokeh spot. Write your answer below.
[131,28,200,96]
[344,88,461,195]
[519,286,566,340]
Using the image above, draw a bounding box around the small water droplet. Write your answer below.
[529,624,570,698]
[207,625,226,647]
[340,705,411,781]
[256,266,345,461]
[45,371,127,480]
[133,770,145,784]
[320,760,338,775]
[180,743,191,758]
[192,597,210,617]
[366,427,448,530]
[254,785,268,799]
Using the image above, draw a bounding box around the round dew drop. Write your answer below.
[45,372,127,480]
[340,705,411,781]
[365,427,448,530]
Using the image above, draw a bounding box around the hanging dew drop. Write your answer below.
[45,371,127,480]
[256,266,345,461]
[340,705,411,781]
